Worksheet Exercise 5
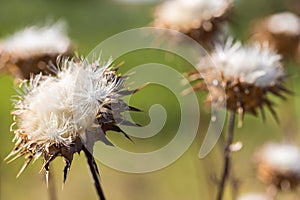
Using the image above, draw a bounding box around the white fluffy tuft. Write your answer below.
[258,143,300,174]
[13,58,121,145]
[0,21,71,56]
[154,0,232,32]
[201,38,284,86]
[268,12,300,36]
[237,193,270,200]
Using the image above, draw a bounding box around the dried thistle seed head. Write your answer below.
[152,0,233,48]
[0,21,73,79]
[250,12,300,58]
[237,193,271,200]
[254,143,300,190]
[186,38,289,123]
[6,57,141,182]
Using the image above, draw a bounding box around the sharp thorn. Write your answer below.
[63,160,71,184]
[266,103,279,124]
[6,152,25,164]
[45,170,49,189]
[260,104,266,123]
[16,156,32,178]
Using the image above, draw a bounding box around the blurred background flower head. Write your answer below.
[250,12,300,59]
[0,21,73,79]
[152,0,233,48]
[254,143,300,191]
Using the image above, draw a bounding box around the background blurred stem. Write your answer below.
[216,111,236,200]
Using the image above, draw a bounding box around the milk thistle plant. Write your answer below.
[0,22,72,79]
[186,38,290,200]
[6,57,141,200]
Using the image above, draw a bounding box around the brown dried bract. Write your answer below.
[185,67,290,125]
[0,47,73,80]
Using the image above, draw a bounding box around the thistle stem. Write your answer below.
[83,147,106,200]
[47,168,58,200]
[216,111,236,200]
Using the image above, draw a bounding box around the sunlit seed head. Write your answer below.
[186,38,289,123]
[0,21,71,56]
[250,12,300,58]
[255,143,300,189]
[0,21,73,79]
[267,12,300,36]
[203,38,284,87]
[8,56,140,180]
[237,193,271,200]
[153,0,232,33]
[13,58,120,144]
[256,143,300,174]
[152,0,232,48]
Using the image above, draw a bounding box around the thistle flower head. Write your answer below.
[186,38,289,124]
[0,22,73,79]
[7,57,140,181]
[237,193,271,200]
[255,143,300,190]
[153,0,232,47]
[251,12,300,58]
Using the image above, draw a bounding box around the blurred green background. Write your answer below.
[0,0,300,200]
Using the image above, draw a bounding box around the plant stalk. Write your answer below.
[216,111,236,200]
[83,147,106,200]
[47,168,57,200]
